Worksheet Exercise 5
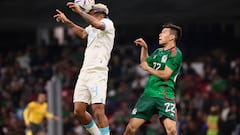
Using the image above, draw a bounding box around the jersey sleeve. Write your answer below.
[146,49,159,68]
[85,25,91,34]
[166,54,181,71]
[45,112,54,119]
[100,18,114,32]
[44,103,54,119]
[146,54,153,67]
[23,102,34,125]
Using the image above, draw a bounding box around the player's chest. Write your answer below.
[88,29,104,40]
[149,52,169,70]
[32,105,47,114]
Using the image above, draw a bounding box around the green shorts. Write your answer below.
[131,96,176,121]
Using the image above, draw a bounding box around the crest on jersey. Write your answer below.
[161,55,168,63]
[132,108,137,115]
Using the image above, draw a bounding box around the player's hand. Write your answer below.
[26,123,31,130]
[134,38,148,49]
[140,61,150,71]
[53,116,60,121]
[53,9,69,23]
[67,2,83,14]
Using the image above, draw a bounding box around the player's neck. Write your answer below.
[163,42,176,51]
[37,101,45,104]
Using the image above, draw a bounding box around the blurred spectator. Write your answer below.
[16,49,31,73]
[211,74,227,93]
[206,105,220,135]
[15,100,25,121]
[229,57,240,89]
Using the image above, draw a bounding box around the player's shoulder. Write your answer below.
[101,17,113,22]
[170,47,182,58]
[100,18,115,31]
[176,47,183,58]
[42,102,48,108]
[28,101,36,107]
[100,18,114,26]
[153,48,162,54]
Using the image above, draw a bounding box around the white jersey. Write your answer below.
[81,18,115,72]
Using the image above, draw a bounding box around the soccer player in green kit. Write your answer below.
[124,23,183,135]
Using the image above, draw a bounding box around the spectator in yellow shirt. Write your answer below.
[23,91,59,135]
[206,105,219,135]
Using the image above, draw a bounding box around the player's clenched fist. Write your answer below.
[134,38,148,49]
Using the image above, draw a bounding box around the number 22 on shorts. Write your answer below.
[164,102,175,116]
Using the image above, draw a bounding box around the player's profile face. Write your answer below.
[159,28,171,45]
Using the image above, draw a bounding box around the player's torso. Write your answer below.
[143,48,182,99]
[82,21,115,71]
[29,102,48,122]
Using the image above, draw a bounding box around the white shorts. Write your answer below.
[73,70,108,104]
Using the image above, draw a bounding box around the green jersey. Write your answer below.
[142,47,182,99]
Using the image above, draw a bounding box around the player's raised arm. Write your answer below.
[134,38,149,62]
[53,9,88,39]
[67,2,106,30]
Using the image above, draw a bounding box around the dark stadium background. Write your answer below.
[0,0,240,135]
[1,0,239,54]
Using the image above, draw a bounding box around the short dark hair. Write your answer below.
[38,90,47,95]
[89,9,107,18]
[162,23,182,42]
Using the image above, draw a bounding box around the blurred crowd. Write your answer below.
[0,36,240,135]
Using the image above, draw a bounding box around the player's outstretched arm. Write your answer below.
[52,116,60,121]
[66,2,105,30]
[45,111,60,121]
[53,9,88,39]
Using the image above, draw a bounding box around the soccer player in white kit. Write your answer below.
[54,3,115,135]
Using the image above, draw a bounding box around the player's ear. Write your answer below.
[169,34,175,41]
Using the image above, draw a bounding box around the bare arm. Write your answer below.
[140,61,173,80]
[53,9,88,39]
[134,38,149,62]
[45,111,59,121]
[67,2,105,30]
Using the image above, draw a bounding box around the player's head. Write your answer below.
[89,3,109,18]
[37,90,47,104]
[159,23,182,45]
